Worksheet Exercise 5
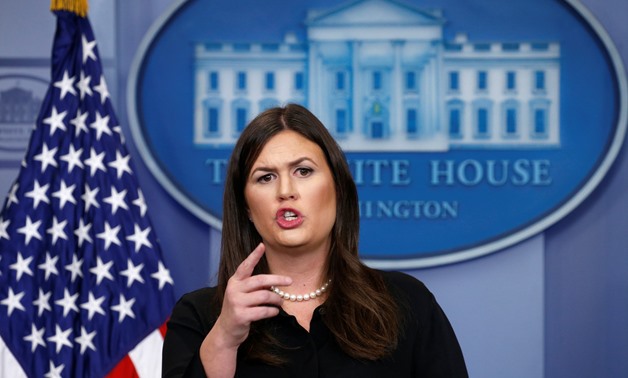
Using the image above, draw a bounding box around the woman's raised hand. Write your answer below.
[200,243,291,376]
[213,243,292,348]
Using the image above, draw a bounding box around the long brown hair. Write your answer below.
[216,104,399,364]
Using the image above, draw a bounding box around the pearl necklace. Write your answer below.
[270,280,331,302]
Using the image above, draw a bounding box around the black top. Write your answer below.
[162,271,468,377]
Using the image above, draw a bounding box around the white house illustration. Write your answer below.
[193,0,560,151]
[0,82,42,154]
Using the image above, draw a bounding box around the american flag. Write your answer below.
[0,10,175,378]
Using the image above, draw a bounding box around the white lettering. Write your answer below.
[348,159,412,186]
[359,200,459,219]
[430,159,552,187]
[205,159,228,184]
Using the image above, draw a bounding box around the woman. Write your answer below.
[162,104,467,377]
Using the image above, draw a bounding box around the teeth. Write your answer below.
[283,211,297,220]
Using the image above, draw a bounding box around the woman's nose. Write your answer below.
[277,177,298,201]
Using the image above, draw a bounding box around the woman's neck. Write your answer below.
[265,245,330,332]
[264,245,328,290]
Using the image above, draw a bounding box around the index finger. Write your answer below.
[233,243,266,280]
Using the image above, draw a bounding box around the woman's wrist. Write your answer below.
[199,325,239,378]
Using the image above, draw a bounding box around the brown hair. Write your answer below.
[216,104,399,364]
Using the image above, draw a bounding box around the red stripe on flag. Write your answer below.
[159,320,169,338]
[106,354,139,378]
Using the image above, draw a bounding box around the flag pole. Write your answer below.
[50,0,88,17]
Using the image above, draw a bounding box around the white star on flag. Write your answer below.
[111,294,136,322]
[108,150,133,178]
[42,106,67,136]
[84,147,106,176]
[151,261,174,290]
[113,125,125,143]
[60,144,84,172]
[24,180,50,208]
[51,180,77,209]
[90,111,112,140]
[46,216,69,245]
[64,254,84,283]
[44,361,65,378]
[81,35,97,63]
[16,216,43,245]
[0,217,10,240]
[120,259,145,287]
[126,224,153,252]
[53,70,77,100]
[80,292,106,321]
[33,143,59,172]
[96,222,122,250]
[76,71,93,100]
[133,189,148,217]
[37,252,60,280]
[81,184,100,211]
[94,75,110,104]
[33,288,52,316]
[103,187,129,215]
[75,327,97,354]
[74,218,93,247]
[47,325,73,353]
[1,288,26,316]
[70,108,89,136]
[54,288,79,317]
[23,324,46,352]
[89,256,114,284]
[9,252,34,281]
[7,183,19,207]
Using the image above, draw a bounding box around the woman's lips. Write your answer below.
[275,208,304,229]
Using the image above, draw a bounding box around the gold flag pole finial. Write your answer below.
[50,0,88,17]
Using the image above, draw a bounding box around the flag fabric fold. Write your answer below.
[0,10,175,377]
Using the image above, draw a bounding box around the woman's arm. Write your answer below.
[413,291,468,377]
[162,290,213,377]
[162,244,290,378]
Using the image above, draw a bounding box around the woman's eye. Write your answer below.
[296,167,312,177]
[257,174,273,183]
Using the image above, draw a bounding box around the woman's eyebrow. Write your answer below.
[251,156,318,175]
[288,157,318,167]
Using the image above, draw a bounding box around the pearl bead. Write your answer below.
[269,280,331,304]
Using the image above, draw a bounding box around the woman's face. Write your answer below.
[244,130,337,254]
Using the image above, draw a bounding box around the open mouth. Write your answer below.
[276,208,304,229]
[283,210,298,221]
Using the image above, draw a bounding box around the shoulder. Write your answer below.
[163,287,220,377]
[378,270,433,302]
[377,270,439,321]
[377,272,468,376]
[178,286,217,304]
[170,286,219,328]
